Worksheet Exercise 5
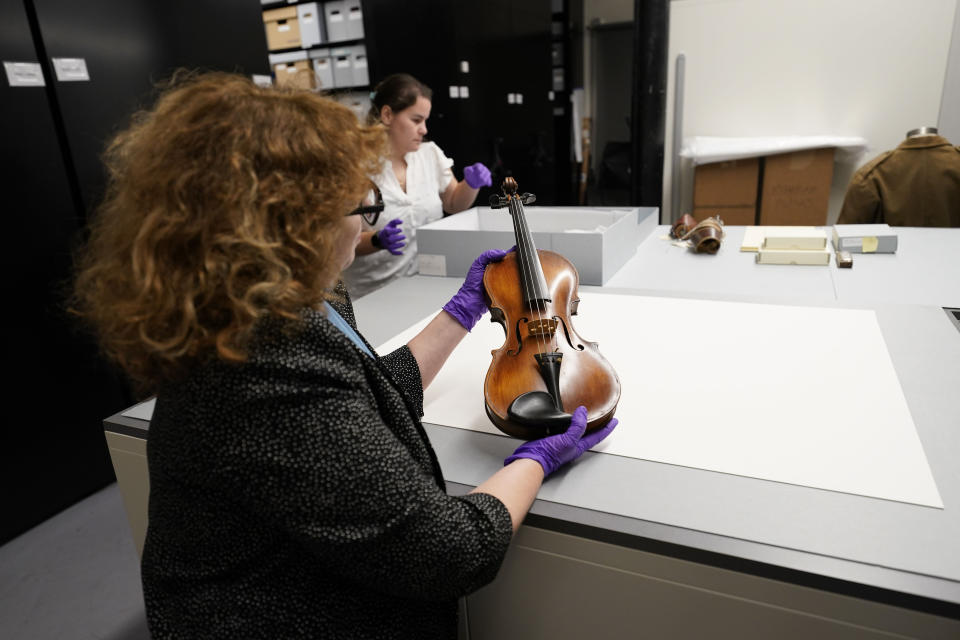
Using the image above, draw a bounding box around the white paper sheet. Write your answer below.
[680,135,869,164]
[378,294,942,508]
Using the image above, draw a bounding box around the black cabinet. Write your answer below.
[1,0,119,546]
[0,0,270,545]
[31,0,271,213]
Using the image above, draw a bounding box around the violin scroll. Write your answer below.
[489,177,536,209]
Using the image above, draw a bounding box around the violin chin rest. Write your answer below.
[507,391,572,435]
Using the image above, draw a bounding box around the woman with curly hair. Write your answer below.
[72,71,616,639]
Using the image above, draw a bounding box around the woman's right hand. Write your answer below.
[503,406,618,477]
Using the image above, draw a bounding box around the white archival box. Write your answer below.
[417,206,653,285]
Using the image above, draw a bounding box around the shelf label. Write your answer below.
[52,57,90,82]
[4,62,45,87]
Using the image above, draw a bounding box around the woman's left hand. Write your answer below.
[463,162,493,189]
[442,248,510,331]
[504,406,618,477]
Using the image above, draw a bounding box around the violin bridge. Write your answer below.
[526,318,558,339]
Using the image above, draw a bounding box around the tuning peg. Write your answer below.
[489,194,507,209]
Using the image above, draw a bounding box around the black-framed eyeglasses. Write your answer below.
[346,186,384,226]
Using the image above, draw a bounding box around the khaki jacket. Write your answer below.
[837,135,960,227]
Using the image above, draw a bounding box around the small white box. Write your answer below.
[761,227,826,250]
[331,46,353,87]
[324,1,349,42]
[308,47,332,89]
[268,50,308,66]
[417,206,657,285]
[344,0,365,40]
[297,2,326,47]
[349,44,368,86]
[756,247,831,266]
[334,91,372,122]
[740,226,824,252]
[311,55,334,89]
[832,224,898,253]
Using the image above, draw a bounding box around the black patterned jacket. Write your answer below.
[142,288,513,639]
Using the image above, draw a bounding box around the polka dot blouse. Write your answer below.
[142,285,513,639]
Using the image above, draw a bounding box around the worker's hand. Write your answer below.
[441,248,509,331]
[463,162,493,189]
[504,406,618,477]
[374,218,406,255]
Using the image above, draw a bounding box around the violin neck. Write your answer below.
[508,196,551,308]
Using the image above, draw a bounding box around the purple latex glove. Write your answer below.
[504,406,618,477]
[374,218,406,256]
[463,162,493,189]
[442,248,510,331]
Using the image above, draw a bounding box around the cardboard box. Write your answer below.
[692,148,836,227]
[694,158,759,206]
[273,59,315,90]
[692,157,759,225]
[759,148,835,225]
[417,206,657,285]
[832,224,898,253]
[692,206,755,226]
[263,6,301,51]
[297,2,326,48]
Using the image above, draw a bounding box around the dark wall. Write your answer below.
[591,22,634,205]
[631,0,668,208]
[364,0,566,205]
[1,0,270,546]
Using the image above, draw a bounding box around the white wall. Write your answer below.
[940,3,960,143]
[662,0,958,224]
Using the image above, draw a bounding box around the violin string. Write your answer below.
[511,188,550,363]
[508,191,537,358]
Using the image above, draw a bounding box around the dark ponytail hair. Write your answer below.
[368,73,433,124]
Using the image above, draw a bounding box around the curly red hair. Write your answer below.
[72,71,385,387]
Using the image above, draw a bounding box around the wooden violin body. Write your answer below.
[482,178,620,440]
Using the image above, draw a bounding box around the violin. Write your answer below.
[482,177,621,440]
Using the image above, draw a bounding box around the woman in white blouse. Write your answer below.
[343,73,492,298]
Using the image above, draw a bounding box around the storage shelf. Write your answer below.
[263,0,368,91]
[267,36,365,55]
